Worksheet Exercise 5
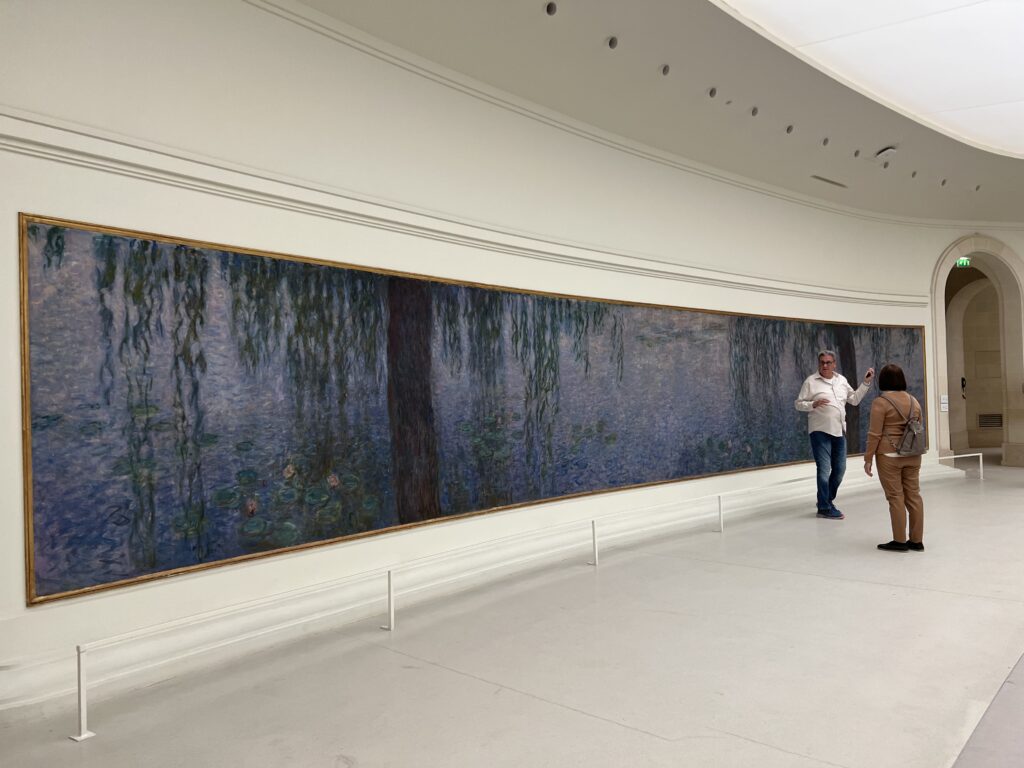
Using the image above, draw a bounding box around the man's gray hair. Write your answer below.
[818,349,837,361]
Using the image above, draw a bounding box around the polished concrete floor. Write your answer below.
[4,457,1024,768]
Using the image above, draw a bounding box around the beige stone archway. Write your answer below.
[931,235,1024,465]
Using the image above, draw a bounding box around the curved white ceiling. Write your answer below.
[299,0,1024,220]
[716,0,1024,158]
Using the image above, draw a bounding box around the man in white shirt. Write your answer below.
[794,350,874,519]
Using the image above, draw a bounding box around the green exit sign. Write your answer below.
[956,256,972,268]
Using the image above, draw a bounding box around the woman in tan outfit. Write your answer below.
[863,364,924,552]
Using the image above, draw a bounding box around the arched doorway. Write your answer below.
[931,236,1024,466]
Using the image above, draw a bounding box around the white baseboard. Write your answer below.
[0,460,965,721]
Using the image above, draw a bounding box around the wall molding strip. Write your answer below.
[0,113,927,308]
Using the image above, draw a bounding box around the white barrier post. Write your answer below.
[717,495,724,532]
[945,452,985,480]
[380,570,395,632]
[587,520,599,566]
[69,645,95,742]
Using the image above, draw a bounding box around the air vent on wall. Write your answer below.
[810,175,847,189]
[874,145,898,161]
[978,413,1003,429]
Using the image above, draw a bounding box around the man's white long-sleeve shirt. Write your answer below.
[794,373,870,437]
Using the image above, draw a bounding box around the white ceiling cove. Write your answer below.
[717,0,1024,158]
[300,0,1024,221]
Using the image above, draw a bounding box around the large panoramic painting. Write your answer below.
[20,215,926,603]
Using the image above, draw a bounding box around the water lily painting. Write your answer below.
[20,215,926,603]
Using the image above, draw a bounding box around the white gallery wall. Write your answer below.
[0,0,1017,712]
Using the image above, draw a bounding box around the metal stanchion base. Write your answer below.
[70,731,96,742]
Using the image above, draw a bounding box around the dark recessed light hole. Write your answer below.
[545,2,557,15]
[751,107,759,117]
[976,185,982,192]
[911,171,917,178]
[725,99,733,105]
[822,137,830,146]
[883,161,890,169]
[853,149,860,158]
[708,87,717,98]
[661,64,670,76]
[607,36,618,49]
[786,125,794,134]
[941,178,947,186]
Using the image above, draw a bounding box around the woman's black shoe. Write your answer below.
[878,540,909,552]
[907,541,924,551]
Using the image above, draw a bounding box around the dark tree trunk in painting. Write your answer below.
[387,277,442,523]
[834,325,861,451]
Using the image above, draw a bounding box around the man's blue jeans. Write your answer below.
[809,431,846,512]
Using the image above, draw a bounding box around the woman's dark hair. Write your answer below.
[878,363,907,391]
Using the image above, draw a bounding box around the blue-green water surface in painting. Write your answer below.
[23,220,924,600]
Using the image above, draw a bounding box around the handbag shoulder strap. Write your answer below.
[879,393,909,423]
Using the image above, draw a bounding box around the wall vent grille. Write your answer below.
[978,413,1003,429]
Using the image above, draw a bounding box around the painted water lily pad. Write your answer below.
[269,521,300,548]
[213,487,242,508]
[241,516,271,540]
[235,440,255,452]
[304,487,330,507]
[235,469,259,486]
[172,514,205,536]
[276,487,299,504]
[315,502,342,526]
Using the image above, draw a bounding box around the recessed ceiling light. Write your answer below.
[751,107,759,117]
[822,137,830,146]
[661,64,670,76]
[607,36,618,49]
[545,2,557,15]
[912,171,917,178]
[708,87,717,98]
[941,178,947,186]
[786,125,794,134]
[853,149,860,157]
[976,185,982,192]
